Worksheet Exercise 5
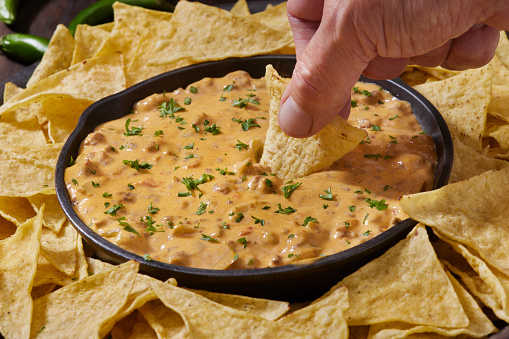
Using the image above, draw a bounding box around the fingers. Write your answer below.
[362,56,409,80]
[279,23,372,137]
[409,41,452,67]
[441,24,500,70]
[287,0,324,57]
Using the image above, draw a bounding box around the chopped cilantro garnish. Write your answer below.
[323,204,329,209]
[143,254,152,261]
[349,206,356,212]
[275,203,296,214]
[223,82,234,92]
[216,167,234,175]
[351,100,357,108]
[235,139,249,151]
[240,117,264,131]
[158,98,184,118]
[190,86,197,94]
[147,203,159,214]
[282,182,302,199]
[235,213,244,223]
[122,159,153,171]
[154,130,164,137]
[124,118,143,136]
[71,179,78,186]
[195,201,207,215]
[364,153,382,161]
[184,154,195,159]
[92,181,100,188]
[288,234,295,239]
[383,185,393,191]
[237,237,247,248]
[104,203,124,216]
[389,114,399,120]
[127,183,134,190]
[319,187,333,200]
[251,216,265,225]
[365,198,389,210]
[204,123,221,135]
[232,93,260,108]
[265,178,273,187]
[302,216,317,226]
[102,192,112,198]
[262,206,271,210]
[371,125,381,132]
[184,142,194,149]
[200,234,218,242]
[184,97,192,105]
[363,230,372,236]
[68,156,75,167]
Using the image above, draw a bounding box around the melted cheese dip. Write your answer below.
[66,71,436,270]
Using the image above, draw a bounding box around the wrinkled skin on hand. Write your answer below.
[279,0,509,137]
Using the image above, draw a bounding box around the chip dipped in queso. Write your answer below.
[65,69,436,270]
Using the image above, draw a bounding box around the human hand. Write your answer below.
[279,0,509,137]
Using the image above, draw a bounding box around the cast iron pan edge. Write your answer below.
[56,55,453,302]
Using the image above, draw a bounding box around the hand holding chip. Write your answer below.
[279,0,509,137]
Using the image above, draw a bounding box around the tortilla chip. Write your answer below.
[31,283,57,300]
[138,299,189,338]
[0,196,36,226]
[111,311,158,339]
[3,81,23,103]
[489,55,509,86]
[189,289,289,321]
[96,21,115,32]
[278,286,349,338]
[489,85,509,123]
[434,236,509,323]
[449,137,509,183]
[0,118,47,148]
[400,68,438,87]
[400,167,509,277]
[0,215,17,240]
[147,1,293,66]
[0,53,126,117]
[43,97,92,143]
[0,211,42,339]
[413,65,491,151]
[71,24,112,65]
[495,31,509,70]
[151,279,307,338]
[410,65,461,80]
[0,149,55,197]
[260,65,367,179]
[27,24,75,87]
[27,194,66,233]
[333,225,468,327]
[367,269,497,338]
[40,221,77,276]
[30,260,139,338]
[251,2,290,33]
[230,0,250,16]
[485,115,509,150]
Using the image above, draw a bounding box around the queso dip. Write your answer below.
[65,71,436,270]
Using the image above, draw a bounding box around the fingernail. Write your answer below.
[279,96,313,137]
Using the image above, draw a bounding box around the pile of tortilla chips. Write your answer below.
[1,0,509,336]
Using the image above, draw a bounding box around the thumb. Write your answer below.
[279,4,373,138]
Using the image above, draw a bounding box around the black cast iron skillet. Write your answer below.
[55,54,453,302]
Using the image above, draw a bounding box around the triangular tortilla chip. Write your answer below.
[147,1,293,66]
[40,221,77,276]
[151,279,307,338]
[0,196,36,226]
[434,235,509,323]
[0,211,42,339]
[334,225,469,327]
[400,167,509,277]
[0,53,126,117]
[71,24,111,65]
[30,260,139,338]
[413,65,491,151]
[260,65,367,178]
[27,24,75,87]
[27,194,66,233]
[367,269,496,338]
[230,0,250,16]
[449,137,509,183]
[278,285,349,338]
